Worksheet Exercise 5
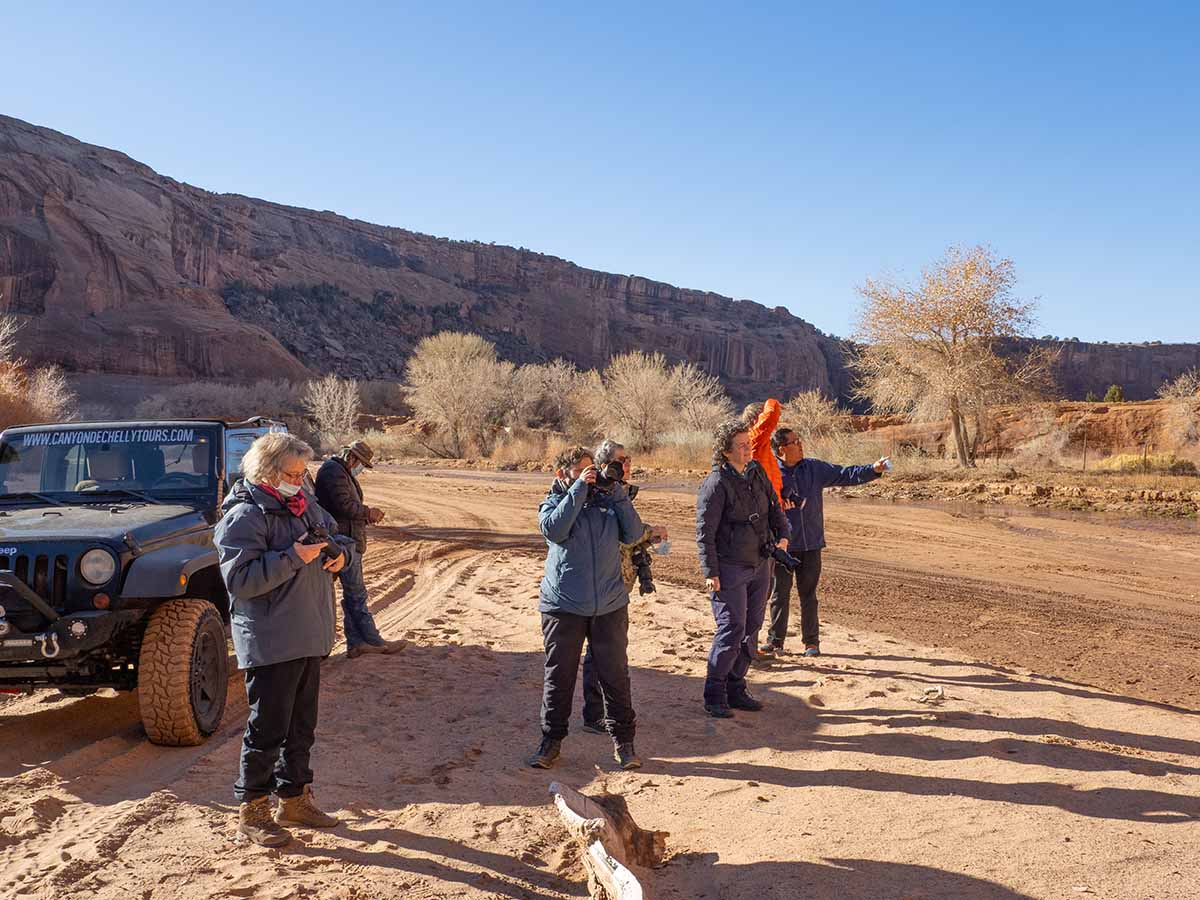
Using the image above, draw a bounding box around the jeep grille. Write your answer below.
[1,552,70,611]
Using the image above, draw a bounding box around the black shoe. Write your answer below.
[704,703,735,719]
[613,742,642,770]
[729,692,764,712]
[581,720,606,735]
[526,737,562,769]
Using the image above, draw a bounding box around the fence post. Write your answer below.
[1082,432,1088,472]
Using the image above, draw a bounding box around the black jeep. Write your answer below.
[0,418,283,746]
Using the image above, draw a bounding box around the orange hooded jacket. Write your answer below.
[748,398,783,502]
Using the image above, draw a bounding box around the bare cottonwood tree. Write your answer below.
[1157,368,1200,445]
[303,374,361,448]
[0,312,79,428]
[404,332,512,457]
[672,363,733,432]
[852,245,1054,467]
[25,366,78,422]
[782,390,849,443]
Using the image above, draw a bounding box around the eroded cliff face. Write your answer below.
[2,114,1193,407]
[0,114,850,404]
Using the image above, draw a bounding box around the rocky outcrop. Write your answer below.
[3,114,1195,407]
[0,114,849,404]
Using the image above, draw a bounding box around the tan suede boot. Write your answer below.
[274,785,338,828]
[238,796,292,847]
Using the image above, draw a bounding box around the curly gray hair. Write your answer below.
[711,420,749,468]
[593,438,626,468]
[242,433,313,486]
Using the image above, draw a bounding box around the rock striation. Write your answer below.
[1,114,1194,407]
[0,114,850,404]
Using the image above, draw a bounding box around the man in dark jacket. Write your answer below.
[761,428,887,658]
[215,433,350,847]
[696,421,789,718]
[314,440,402,659]
[528,445,646,772]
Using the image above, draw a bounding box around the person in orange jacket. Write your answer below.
[742,399,784,503]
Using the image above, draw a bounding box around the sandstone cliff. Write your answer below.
[0,114,850,404]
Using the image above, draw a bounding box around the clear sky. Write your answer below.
[5,2,1197,342]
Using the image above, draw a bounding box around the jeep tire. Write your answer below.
[138,599,229,746]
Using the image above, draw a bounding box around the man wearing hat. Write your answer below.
[315,441,402,658]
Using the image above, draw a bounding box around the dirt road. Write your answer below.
[0,469,1196,899]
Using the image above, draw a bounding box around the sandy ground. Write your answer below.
[1,469,1197,900]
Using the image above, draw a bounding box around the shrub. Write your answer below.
[134,379,304,420]
[1103,384,1125,403]
[358,380,408,416]
[303,375,361,449]
[782,390,849,443]
[404,332,512,457]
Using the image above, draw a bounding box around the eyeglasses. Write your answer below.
[281,467,308,481]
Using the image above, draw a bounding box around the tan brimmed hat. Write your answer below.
[344,440,375,468]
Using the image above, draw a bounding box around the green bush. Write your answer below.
[1103,384,1125,403]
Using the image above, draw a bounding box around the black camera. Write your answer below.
[630,547,655,595]
[764,542,802,572]
[591,460,625,492]
[302,525,347,564]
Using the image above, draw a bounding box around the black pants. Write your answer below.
[541,606,635,743]
[704,561,772,705]
[581,644,605,726]
[234,655,321,802]
[766,549,823,648]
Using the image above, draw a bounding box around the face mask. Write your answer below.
[276,480,302,498]
[351,464,364,476]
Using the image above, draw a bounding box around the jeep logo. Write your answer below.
[0,547,16,556]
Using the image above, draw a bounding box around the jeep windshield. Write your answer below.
[0,425,219,503]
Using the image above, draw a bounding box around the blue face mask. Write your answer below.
[352,464,364,477]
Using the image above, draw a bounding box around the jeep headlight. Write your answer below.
[80,549,117,585]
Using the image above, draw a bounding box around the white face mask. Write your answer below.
[276,480,302,498]
[351,464,364,476]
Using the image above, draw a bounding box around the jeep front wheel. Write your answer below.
[138,599,229,746]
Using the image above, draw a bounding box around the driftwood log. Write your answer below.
[548,782,669,900]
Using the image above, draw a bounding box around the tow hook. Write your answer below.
[37,631,61,659]
[0,618,11,638]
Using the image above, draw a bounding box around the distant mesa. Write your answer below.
[1,114,1196,404]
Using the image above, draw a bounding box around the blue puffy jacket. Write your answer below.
[779,458,880,551]
[215,481,351,668]
[538,477,644,617]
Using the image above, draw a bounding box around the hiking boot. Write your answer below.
[729,691,764,712]
[613,742,642,770]
[527,737,562,769]
[347,642,386,659]
[370,638,407,655]
[802,645,821,658]
[704,703,734,719]
[581,720,606,735]
[274,785,338,828]
[238,796,292,847]
[757,643,777,656]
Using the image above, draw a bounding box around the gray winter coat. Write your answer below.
[538,478,644,617]
[214,481,347,669]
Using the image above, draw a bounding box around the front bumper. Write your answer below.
[0,609,142,665]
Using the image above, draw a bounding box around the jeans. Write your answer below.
[235,656,321,802]
[766,549,823,648]
[704,560,771,706]
[337,552,382,648]
[540,606,635,743]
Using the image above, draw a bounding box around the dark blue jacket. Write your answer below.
[778,458,880,552]
[538,478,644,617]
[215,481,351,668]
[696,461,789,580]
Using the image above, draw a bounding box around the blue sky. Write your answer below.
[5,2,1197,342]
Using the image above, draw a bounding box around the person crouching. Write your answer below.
[528,445,647,771]
[215,433,348,847]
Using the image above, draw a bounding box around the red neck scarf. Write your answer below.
[257,482,308,518]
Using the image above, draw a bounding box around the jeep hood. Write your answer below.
[0,503,204,543]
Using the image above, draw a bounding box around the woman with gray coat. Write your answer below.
[215,432,351,847]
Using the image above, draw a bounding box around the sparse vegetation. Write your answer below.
[1103,384,1125,403]
[0,314,79,429]
[781,390,849,443]
[303,374,361,449]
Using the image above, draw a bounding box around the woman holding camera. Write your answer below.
[696,420,790,718]
[215,432,348,847]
